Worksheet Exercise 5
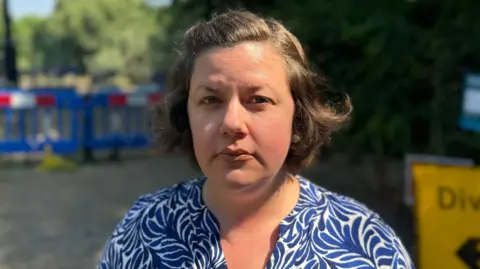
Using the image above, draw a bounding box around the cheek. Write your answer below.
[188,110,218,151]
[191,116,216,137]
[250,111,293,155]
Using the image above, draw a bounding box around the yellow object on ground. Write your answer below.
[35,145,78,172]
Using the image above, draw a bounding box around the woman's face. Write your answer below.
[188,41,295,191]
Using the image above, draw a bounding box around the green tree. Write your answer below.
[8,0,479,159]
[39,0,159,82]
[13,16,46,70]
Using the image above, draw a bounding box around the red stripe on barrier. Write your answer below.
[0,95,11,107]
[108,94,127,106]
[148,93,163,105]
[36,95,56,107]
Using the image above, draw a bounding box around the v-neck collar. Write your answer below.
[187,176,314,269]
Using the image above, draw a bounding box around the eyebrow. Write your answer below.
[192,83,277,97]
[192,85,218,96]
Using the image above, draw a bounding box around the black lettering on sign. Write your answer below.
[457,238,480,269]
[439,186,456,209]
[472,195,480,211]
[438,186,480,211]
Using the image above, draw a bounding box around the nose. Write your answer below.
[219,99,248,138]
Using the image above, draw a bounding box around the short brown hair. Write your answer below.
[153,10,352,173]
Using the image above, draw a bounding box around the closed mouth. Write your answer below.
[218,153,253,161]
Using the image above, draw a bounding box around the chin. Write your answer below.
[219,168,265,190]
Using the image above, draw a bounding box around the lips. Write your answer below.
[220,148,250,155]
[218,147,253,161]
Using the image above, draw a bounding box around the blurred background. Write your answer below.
[0,0,479,268]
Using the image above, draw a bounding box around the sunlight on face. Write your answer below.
[188,42,295,191]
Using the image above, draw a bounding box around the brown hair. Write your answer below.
[153,10,352,173]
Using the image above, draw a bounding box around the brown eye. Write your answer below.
[201,96,221,105]
[250,96,271,104]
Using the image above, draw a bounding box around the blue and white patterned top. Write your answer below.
[98,176,414,269]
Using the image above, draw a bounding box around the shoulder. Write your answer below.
[97,177,204,269]
[119,176,202,228]
[298,177,415,268]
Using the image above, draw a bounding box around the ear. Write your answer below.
[291,134,301,144]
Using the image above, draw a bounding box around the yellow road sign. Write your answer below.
[413,164,480,269]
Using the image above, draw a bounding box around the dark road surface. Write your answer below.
[0,154,414,269]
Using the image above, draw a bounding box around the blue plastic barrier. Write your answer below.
[0,87,163,157]
[82,91,162,152]
[0,88,84,154]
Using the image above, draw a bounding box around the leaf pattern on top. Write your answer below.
[98,176,415,269]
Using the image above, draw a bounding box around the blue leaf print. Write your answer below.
[97,176,415,269]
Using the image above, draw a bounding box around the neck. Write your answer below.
[203,170,300,234]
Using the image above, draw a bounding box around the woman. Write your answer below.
[98,10,414,269]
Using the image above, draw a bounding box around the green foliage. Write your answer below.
[256,0,480,160]
[14,0,160,82]
[8,0,480,160]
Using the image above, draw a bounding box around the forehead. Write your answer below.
[190,42,287,89]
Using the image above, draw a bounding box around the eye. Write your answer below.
[200,96,221,105]
[250,96,271,104]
